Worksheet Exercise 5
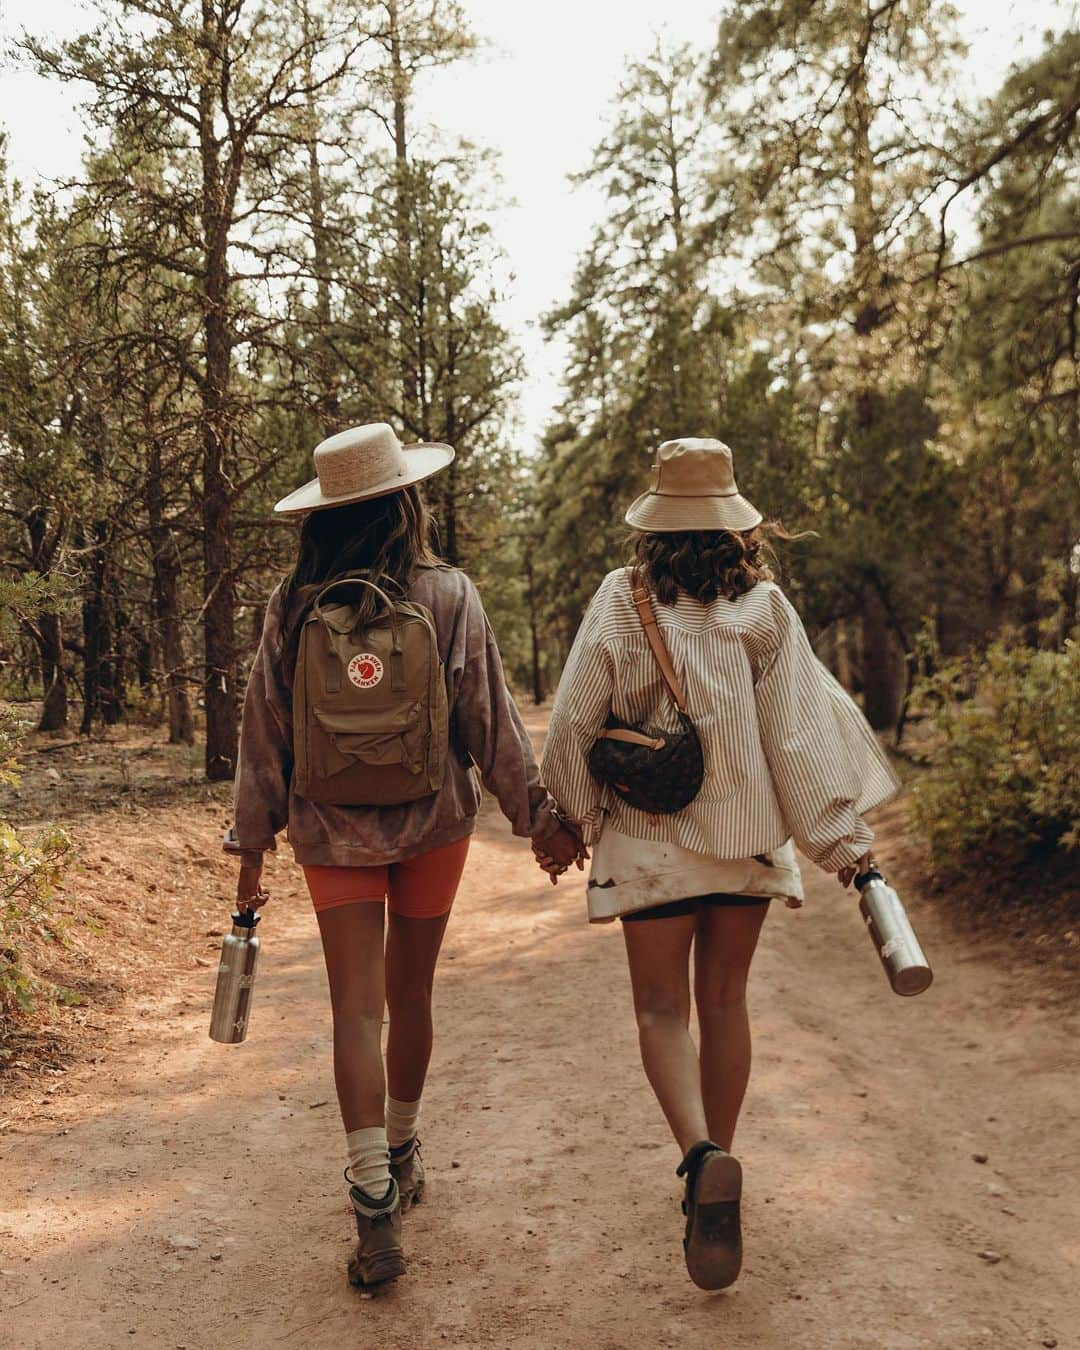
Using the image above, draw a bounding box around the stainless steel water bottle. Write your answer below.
[856,867,933,997]
[209,909,261,1043]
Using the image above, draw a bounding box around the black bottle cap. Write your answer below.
[854,867,884,892]
[231,909,261,929]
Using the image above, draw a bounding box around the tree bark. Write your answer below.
[199,0,238,781]
[146,431,195,745]
[388,0,418,429]
[441,461,459,565]
[302,1,340,433]
[525,554,544,705]
[861,591,901,731]
[25,506,68,732]
[103,603,126,725]
[37,610,68,732]
[162,568,195,745]
[79,518,116,736]
[849,37,902,728]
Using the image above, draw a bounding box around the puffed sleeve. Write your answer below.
[449,575,558,841]
[224,587,293,864]
[754,587,901,871]
[540,579,616,843]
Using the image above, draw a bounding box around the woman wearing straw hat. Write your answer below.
[539,437,899,1290]
[224,423,584,1290]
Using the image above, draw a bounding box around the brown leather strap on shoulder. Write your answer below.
[625,567,688,713]
[596,727,667,750]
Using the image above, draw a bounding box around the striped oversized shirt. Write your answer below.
[541,569,901,872]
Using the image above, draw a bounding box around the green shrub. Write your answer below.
[0,703,72,1017]
[0,577,75,1018]
[0,820,72,1015]
[910,640,1080,872]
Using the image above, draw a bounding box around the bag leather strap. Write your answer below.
[599,727,667,750]
[626,567,688,714]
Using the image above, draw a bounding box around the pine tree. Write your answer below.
[24,0,368,776]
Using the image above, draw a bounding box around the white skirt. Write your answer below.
[586,823,804,923]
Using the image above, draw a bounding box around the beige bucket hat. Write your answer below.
[274,422,454,515]
[625,437,763,533]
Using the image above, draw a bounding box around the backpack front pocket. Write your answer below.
[312,705,425,776]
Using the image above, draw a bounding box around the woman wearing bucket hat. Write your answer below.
[223,423,584,1291]
[539,437,900,1290]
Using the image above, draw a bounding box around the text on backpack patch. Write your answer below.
[347,653,384,689]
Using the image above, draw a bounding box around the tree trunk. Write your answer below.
[302,2,340,432]
[441,461,459,565]
[80,519,115,736]
[388,0,417,429]
[834,617,855,691]
[200,279,239,778]
[102,603,126,725]
[525,555,544,705]
[861,592,901,731]
[25,506,68,732]
[135,628,153,691]
[155,539,195,746]
[37,610,68,733]
[199,0,238,780]
[849,42,901,729]
[664,74,690,423]
[146,422,195,745]
[441,278,459,565]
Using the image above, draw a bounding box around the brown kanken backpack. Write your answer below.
[292,575,448,806]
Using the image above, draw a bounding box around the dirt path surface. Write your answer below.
[2,714,1078,1350]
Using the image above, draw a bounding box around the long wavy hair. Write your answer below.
[277,486,442,681]
[633,521,797,605]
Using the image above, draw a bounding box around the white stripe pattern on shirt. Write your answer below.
[540,569,900,872]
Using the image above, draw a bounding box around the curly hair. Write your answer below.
[633,522,795,605]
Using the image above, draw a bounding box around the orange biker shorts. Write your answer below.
[302,836,470,919]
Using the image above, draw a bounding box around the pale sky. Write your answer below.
[0,0,1073,445]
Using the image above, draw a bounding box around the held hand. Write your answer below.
[540,820,587,869]
[532,842,569,885]
[237,863,270,913]
[838,852,874,890]
[532,821,589,885]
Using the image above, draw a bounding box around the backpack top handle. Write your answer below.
[311,574,407,693]
[312,574,400,637]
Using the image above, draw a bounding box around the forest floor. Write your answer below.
[1,708,1078,1350]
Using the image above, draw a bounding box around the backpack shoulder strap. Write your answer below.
[625,567,688,714]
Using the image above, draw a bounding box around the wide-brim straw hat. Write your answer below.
[625,437,763,533]
[274,422,454,515]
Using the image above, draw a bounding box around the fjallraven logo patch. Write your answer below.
[347,653,384,689]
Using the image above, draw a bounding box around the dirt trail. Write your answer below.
[2,711,1078,1350]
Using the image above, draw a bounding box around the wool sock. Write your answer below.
[386,1095,422,1149]
[345,1126,392,1200]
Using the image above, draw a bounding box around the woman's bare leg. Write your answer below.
[384,910,451,1103]
[622,911,709,1154]
[316,902,387,1133]
[694,902,769,1150]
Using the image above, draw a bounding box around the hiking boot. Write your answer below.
[389,1137,426,1212]
[346,1176,406,1290]
[677,1140,743,1290]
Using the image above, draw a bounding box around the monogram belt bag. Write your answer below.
[586,568,705,815]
